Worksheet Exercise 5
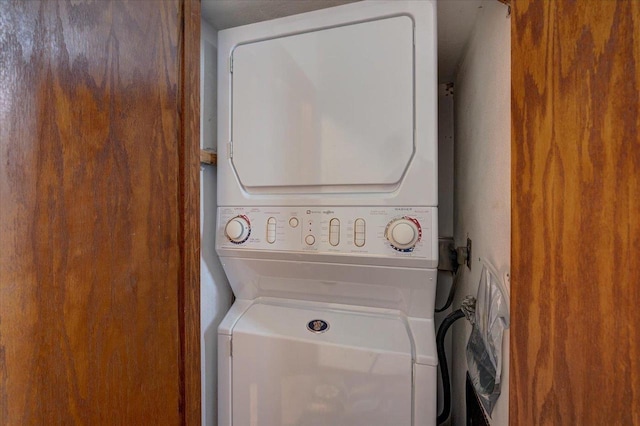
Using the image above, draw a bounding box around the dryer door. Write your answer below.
[231,15,414,193]
[231,303,413,426]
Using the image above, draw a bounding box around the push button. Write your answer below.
[354,218,366,247]
[329,218,340,246]
[305,234,316,246]
[266,217,276,244]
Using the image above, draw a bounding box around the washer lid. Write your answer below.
[232,302,413,357]
[231,302,415,425]
[231,15,414,192]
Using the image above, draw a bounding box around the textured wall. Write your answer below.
[451,2,511,425]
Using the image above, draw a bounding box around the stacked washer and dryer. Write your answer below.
[216,1,438,425]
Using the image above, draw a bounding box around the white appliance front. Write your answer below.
[218,0,437,206]
[232,302,413,426]
[232,16,413,192]
[216,2,438,426]
[218,299,437,426]
[217,205,439,269]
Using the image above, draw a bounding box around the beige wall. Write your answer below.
[451,1,511,424]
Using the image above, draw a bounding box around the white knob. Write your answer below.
[386,218,421,250]
[225,216,251,243]
[392,222,415,245]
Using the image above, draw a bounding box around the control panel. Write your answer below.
[217,206,437,262]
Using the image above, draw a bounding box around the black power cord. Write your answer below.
[435,269,459,313]
[436,309,465,424]
[436,297,476,425]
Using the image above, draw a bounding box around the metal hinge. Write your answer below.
[227,141,233,159]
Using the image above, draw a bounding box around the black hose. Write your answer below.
[437,308,465,425]
[435,269,459,313]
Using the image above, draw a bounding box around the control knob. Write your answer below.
[385,217,422,252]
[225,215,251,244]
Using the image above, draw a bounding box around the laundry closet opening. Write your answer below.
[199,1,511,425]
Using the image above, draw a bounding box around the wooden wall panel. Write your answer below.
[511,1,640,424]
[179,0,201,424]
[0,0,200,423]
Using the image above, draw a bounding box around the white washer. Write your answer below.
[216,1,438,425]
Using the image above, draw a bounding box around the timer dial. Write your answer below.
[225,215,251,244]
[385,217,421,251]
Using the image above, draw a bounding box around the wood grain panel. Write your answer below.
[0,1,199,423]
[179,0,201,424]
[511,1,640,424]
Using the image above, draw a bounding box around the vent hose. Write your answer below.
[437,296,476,425]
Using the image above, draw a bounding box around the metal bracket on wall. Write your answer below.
[438,237,473,272]
[438,238,456,271]
[453,237,472,270]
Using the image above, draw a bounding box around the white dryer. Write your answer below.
[216,1,438,425]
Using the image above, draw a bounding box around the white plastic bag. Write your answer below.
[466,262,510,416]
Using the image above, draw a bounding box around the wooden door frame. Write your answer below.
[180,0,201,423]
[510,1,640,424]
